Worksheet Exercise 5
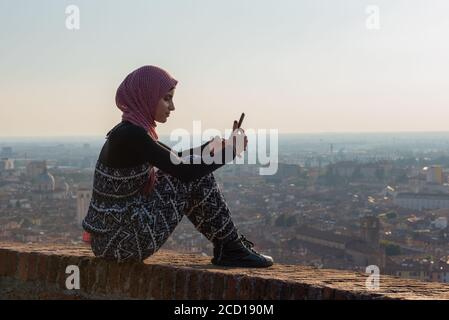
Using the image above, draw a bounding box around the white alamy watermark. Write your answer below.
[168,121,279,175]
[65,265,80,290]
[65,5,80,30]
[365,265,380,290]
[365,5,380,30]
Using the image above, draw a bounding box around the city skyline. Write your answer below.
[3,129,449,284]
[4,1,449,302]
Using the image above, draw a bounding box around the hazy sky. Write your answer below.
[1,0,449,137]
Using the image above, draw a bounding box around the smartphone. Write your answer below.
[237,112,245,128]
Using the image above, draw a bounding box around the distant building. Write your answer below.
[327,161,391,181]
[292,217,385,270]
[425,165,444,185]
[431,263,449,283]
[332,161,357,178]
[34,167,55,192]
[408,177,424,193]
[28,166,56,201]
[27,160,47,179]
[278,163,301,178]
[394,193,449,210]
[28,164,70,200]
[360,216,380,248]
[1,158,14,171]
[76,187,92,225]
[387,262,430,282]
[381,185,396,198]
[1,147,13,157]
[387,260,449,283]
[264,163,301,182]
[359,164,378,180]
[431,217,448,230]
[53,177,70,200]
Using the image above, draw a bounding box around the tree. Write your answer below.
[380,240,401,256]
[286,215,297,226]
[275,213,297,227]
[275,214,287,227]
[385,211,397,219]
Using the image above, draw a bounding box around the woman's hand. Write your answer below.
[226,120,248,158]
[208,120,248,158]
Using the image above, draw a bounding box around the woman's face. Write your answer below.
[154,88,175,123]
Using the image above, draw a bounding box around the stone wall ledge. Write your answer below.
[1,242,448,300]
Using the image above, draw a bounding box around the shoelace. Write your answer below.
[215,235,256,262]
[239,235,258,254]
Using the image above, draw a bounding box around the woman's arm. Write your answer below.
[134,130,236,183]
[156,140,213,158]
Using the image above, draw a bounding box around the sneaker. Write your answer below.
[211,234,274,268]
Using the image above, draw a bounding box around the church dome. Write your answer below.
[36,168,55,192]
[55,177,70,192]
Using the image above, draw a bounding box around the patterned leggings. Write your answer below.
[90,169,240,263]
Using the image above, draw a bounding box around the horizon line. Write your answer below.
[3,130,449,139]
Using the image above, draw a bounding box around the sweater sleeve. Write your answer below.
[156,139,212,158]
[132,129,236,183]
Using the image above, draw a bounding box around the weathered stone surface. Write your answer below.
[1,242,449,300]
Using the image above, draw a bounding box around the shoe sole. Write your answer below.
[211,259,273,268]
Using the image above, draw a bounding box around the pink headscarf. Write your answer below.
[115,65,178,195]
